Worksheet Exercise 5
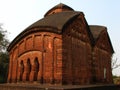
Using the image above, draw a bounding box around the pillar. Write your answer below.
[22,59,31,82]
[17,60,24,82]
[29,58,39,82]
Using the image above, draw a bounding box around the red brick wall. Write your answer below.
[7,31,62,84]
[53,37,62,84]
[62,16,92,85]
[7,16,113,85]
[93,31,113,84]
[93,47,113,83]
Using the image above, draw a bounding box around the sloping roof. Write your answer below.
[89,25,106,41]
[26,11,81,33]
[89,25,114,53]
[44,3,74,17]
[7,11,81,51]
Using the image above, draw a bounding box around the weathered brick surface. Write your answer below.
[7,32,63,84]
[7,3,113,85]
[62,16,92,85]
[92,30,113,83]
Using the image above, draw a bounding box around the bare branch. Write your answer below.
[112,58,120,70]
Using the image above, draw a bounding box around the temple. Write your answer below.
[7,3,114,85]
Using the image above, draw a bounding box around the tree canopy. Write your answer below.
[0,24,9,83]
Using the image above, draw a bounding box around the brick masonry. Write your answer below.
[7,3,114,85]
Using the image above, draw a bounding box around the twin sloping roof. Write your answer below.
[7,10,82,51]
[7,3,114,53]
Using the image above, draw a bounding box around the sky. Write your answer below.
[0,0,120,76]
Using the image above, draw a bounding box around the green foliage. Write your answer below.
[113,75,118,79]
[0,24,9,52]
[0,24,9,83]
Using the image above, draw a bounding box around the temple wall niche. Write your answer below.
[34,34,42,50]
[19,40,25,55]
[26,36,33,51]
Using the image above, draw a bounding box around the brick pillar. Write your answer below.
[17,60,24,82]
[22,59,31,82]
[37,36,44,83]
[37,63,42,82]
[17,63,20,82]
[29,59,37,82]
[35,58,39,81]
[36,53,43,83]
[22,61,27,82]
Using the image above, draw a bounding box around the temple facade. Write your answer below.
[7,3,114,85]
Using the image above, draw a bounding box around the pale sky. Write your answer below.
[0,0,120,76]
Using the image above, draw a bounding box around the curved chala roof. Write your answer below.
[7,3,83,51]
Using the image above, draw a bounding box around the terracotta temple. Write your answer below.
[7,3,114,85]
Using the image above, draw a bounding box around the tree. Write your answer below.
[0,24,9,52]
[0,24,9,83]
